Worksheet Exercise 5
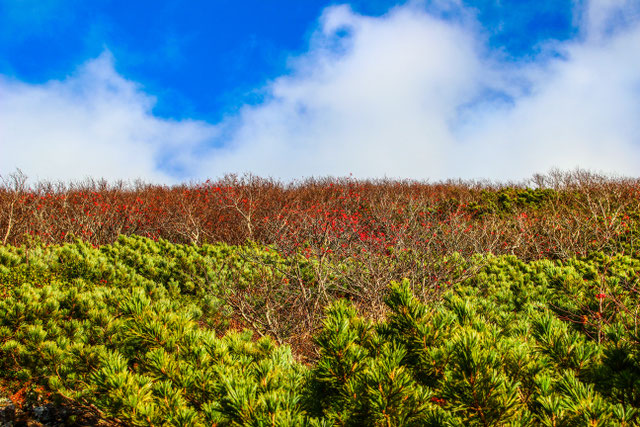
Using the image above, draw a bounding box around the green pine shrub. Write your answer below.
[2,237,640,425]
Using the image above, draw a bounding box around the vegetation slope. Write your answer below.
[1,169,639,425]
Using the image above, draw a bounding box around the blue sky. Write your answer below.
[0,0,577,121]
[1,0,640,182]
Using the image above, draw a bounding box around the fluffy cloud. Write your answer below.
[460,25,640,179]
[580,0,640,39]
[0,52,216,183]
[201,4,487,180]
[200,0,640,181]
[2,0,639,183]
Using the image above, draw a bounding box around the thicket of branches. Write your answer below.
[1,169,639,261]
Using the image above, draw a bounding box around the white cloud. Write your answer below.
[1,0,639,183]
[197,0,640,181]
[0,52,216,183]
[579,0,640,40]
[201,4,487,180]
[460,25,640,179]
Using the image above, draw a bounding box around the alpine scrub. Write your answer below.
[2,236,640,425]
[1,170,639,425]
[0,237,311,425]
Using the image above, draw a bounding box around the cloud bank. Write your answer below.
[1,0,640,183]
[0,52,216,183]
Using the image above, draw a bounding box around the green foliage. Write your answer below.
[2,237,640,425]
[307,253,640,425]
[0,277,311,425]
[467,188,558,217]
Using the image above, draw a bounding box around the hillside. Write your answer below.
[1,170,640,425]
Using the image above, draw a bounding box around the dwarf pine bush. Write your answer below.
[2,237,640,425]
